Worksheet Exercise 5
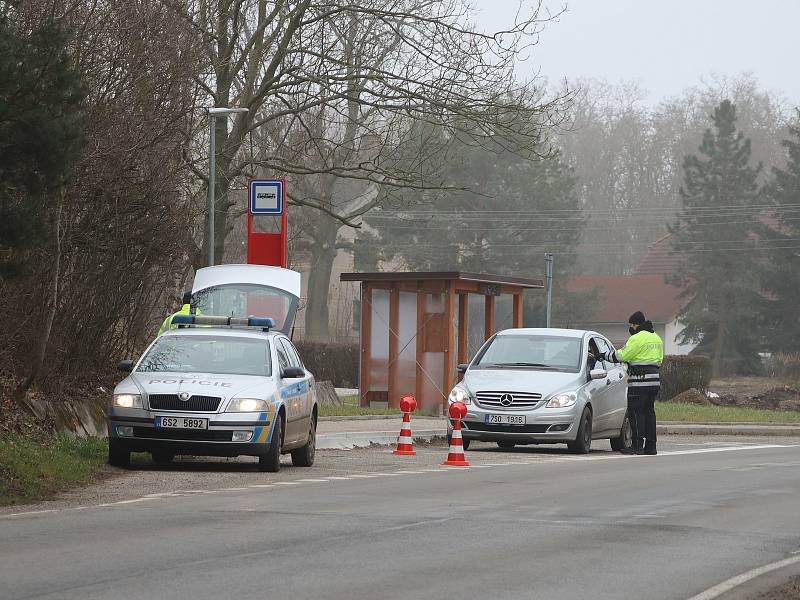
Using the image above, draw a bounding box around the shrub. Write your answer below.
[657,355,712,401]
[293,340,359,388]
[765,353,800,386]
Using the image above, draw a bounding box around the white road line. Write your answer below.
[110,498,158,505]
[394,471,426,474]
[5,510,57,518]
[686,554,800,600]
[273,481,302,486]
[221,487,248,491]
[348,474,379,478]
[250,484,274,488]
[324,476,352,480]
[295,479,329,483]
[661,444,799,457]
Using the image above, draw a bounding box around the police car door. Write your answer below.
[588,336,615,434]
[277,337,310,445]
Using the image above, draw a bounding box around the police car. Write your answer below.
[107,313,317,472]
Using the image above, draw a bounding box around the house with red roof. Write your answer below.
[565,233,696,354]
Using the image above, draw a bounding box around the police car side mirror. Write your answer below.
[281,366,305,379]
[118,360,134,373]
[590,368,607,380]
[457,363,469,374]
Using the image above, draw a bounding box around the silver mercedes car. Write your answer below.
[107,321,317,472]
[448,328,631,453]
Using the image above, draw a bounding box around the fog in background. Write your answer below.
[475,0,800,106]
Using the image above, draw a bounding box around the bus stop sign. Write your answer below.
[247,178,287,267]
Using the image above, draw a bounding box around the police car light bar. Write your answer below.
[171,314,275,330]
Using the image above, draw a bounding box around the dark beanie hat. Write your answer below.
[628,311,646,325]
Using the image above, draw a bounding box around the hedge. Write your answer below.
[294,340,358,388]
[657,355,712,401]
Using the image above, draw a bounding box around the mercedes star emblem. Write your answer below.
[500,393,514,406]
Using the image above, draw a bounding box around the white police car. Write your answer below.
[107,314,317,472]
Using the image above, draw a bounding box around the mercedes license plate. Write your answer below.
[485,414,526,425]
[155,416,208,429]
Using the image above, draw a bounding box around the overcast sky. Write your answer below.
[474,0,800,106]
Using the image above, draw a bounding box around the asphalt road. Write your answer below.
[2,437,799,600]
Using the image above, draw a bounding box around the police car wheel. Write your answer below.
[259,415,282,472]
[108,439,130,468]
[567,407,592,454]
[610,412,632,451]
[497,441,516,450]
[291,414,316,467]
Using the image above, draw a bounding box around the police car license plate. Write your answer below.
[156,416,208,429]
[485,414,526,425]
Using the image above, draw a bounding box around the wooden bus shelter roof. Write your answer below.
[340,271,544,289]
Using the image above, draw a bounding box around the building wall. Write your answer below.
[664,319,695,355]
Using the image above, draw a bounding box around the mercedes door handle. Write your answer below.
[618,373,624,379]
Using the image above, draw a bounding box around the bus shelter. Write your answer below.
[340,272,544,413]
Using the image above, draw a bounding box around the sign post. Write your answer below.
[247,178,287,267]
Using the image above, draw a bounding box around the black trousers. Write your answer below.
[627,387,658,450]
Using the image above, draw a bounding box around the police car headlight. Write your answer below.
[227,398,268,412]
[113,393,143,409]
[545,392,577,408]
[448,386,471,405]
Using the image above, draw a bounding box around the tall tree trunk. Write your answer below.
[305,219,339,340]
[14,189,63,402]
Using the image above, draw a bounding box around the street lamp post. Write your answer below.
[207,106,249,266]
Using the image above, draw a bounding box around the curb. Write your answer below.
[658,424,800,436]
[317,429,447,450]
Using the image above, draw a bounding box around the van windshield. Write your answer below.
[473,335,582,372]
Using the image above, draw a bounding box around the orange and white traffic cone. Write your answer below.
[443,401,470,467]
[393,395,418,456]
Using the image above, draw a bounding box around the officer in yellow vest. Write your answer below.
[596,311,664,455]
[157,291,194,336]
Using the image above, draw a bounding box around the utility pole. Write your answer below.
[545,253,554,328]
[207,107,249,266]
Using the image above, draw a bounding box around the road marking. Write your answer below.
[394,470,426,474]
[324,476,352,480]
[250,484,274,488]
[221,487,248,491]
[686,554,800,600]
[109,498,158,505]
[273,481,302,485]
[660,444,799,457]
[5,509,57,518]
[295,479,329,483]
[348,474,379,478]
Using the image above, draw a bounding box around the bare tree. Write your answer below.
[175,0,567,337]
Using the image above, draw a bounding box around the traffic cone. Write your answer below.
[393,411,416,455]
[443,401,470,467]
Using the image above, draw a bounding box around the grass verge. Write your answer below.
[0,433,107,506]
[656,402,800,423]
[318,395,440,417]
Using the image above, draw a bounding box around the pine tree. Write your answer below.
[670,100,764,375]
[762,112,800,353]
[0,15,84,279]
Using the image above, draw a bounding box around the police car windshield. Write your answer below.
[473,335,582,372]
[137,336,271,377]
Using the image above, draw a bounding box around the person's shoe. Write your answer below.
[643,448,657,455]
[620,447,644,455]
